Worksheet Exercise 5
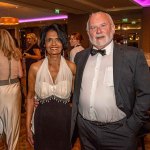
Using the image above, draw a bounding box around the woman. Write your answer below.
[23,33,41,93]
[0,29,23,150]
[26,24,76,150]
[69,32,84,62]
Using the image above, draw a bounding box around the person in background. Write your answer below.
[0,29,23,150]
[13,37,26,113]
[71,11,150,150]
[114,33,124,45]
[69,32,84,62]
[26,24,76,150]
[23,33,41,93]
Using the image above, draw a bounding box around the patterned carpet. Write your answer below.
[140,134,150,150]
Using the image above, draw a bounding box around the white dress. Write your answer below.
[33,56,73,150]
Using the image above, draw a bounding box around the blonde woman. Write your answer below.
[0,29,23,150]
[23,33,41,93]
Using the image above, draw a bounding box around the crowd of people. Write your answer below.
[0,11,150,150]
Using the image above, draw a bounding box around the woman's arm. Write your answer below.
[18,60,23,78]
[32,48,42,59]
[71,63,76,92]
[66,60,76,92]
[24,48,41,60]
[26,63,37,146]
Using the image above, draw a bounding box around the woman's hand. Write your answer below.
[27,128,34,147]
[23,53,31,58]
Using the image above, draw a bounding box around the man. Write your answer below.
[71,11,150,150]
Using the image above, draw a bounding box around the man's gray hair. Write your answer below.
[86,11,115,32]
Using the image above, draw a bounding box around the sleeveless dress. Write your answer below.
[34,56,73,150]
[0,51,22,150]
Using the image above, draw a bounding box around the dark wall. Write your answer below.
[68,13,90,49]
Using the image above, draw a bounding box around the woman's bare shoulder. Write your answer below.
[66,59,76,75]
[30,59,44,73]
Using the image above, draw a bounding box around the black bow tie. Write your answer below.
[91,49,106,56]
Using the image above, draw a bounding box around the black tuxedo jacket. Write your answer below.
[70,43,150,141]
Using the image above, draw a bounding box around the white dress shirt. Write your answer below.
[79,41,126,122]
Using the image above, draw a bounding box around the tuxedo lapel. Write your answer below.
[71,48,91,141]
[113,44,124,109]
[78,49,90,80]
[75,48,91,103]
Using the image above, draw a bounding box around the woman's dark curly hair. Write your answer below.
[40,24,68,52]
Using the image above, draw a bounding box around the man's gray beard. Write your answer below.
[89,36,104,47]
[89,35,113,48]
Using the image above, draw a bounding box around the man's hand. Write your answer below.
[34,100,39,108]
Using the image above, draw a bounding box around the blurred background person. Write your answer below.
[114,33,124,45]
[0,29,23,150]
[69,32,84,62]
[23,33,41,94]
[13,37,26,113]
[26,24,76,150]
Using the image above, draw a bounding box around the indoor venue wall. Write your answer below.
[142,7,150,53]
[68,13,89,49]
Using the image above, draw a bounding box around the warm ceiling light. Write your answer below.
[19,15,68,23]
[0,17,19,25]
[0,2,17,8]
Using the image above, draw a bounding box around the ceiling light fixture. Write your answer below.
[0,17,19,25]
[19,15,68,23]
[133,0,150,7]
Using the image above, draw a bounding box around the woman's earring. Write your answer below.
[61,49,64,56]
